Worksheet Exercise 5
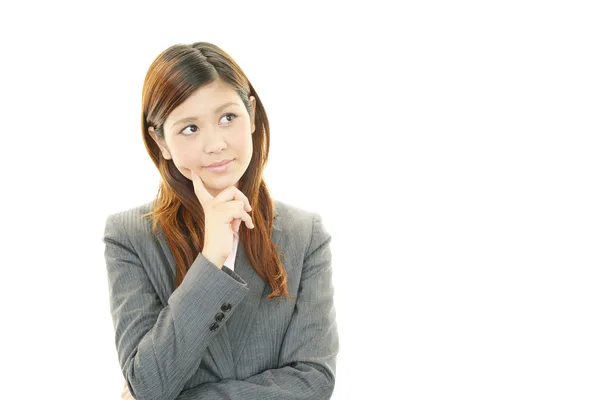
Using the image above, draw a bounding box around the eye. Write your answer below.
[220,112,237,125]
[180,113,238,136]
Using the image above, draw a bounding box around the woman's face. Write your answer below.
[149,79,256,198]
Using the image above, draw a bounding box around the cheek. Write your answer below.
[235,134,252,149]
[170,148,197,171]
[244,137,253,155]
[224,128,251,153]
[235,125,254,148]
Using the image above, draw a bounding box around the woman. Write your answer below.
[103,41,339,400]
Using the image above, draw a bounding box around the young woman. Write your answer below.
[103,41,339,400]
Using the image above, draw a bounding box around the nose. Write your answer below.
[202,126,227,153]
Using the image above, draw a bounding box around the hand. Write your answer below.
[191,170,254,268]
[121,381,133,400]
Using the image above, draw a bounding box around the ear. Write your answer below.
[249,95,256,134]
[148,126,173,160]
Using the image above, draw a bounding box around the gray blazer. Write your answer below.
[103,199,338,400]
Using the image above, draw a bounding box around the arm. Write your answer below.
[173,213,339,400]
[104,214,250,400]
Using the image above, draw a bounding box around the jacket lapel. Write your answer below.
[226,208,282,366]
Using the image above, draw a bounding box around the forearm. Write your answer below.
[105,213,250,400]
[173,362,335,400]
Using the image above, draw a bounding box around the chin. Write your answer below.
[204,170,241,186]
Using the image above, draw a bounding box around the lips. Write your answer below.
[206,159,232,168]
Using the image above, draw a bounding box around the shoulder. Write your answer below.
[273,198,322,231]
[273,199,331,258]
[103,200,155,238]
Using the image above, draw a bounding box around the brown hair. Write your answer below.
[139,41,290,300]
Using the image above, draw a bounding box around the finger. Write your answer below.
[122,381,133,400]
[215,186,252,212]
[232,218,241,233]
[245,214,255,229]
[229,204,254,229]
[191,169,213,206]
[225,202,254,227]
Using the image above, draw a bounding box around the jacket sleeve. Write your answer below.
[172,213,339,400]
[103,213,250,400]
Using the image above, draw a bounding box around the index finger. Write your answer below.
[214,185,252,212]
[191,169,213,206]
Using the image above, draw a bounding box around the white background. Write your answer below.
[1,1,599,399]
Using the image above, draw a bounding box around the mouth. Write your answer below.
[205,159,232,168]
[205,159,233,172]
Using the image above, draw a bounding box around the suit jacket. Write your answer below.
[103,199,339,400]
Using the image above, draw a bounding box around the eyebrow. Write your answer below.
[170,102,241,130]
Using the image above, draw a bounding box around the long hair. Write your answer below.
[139,42,290,300]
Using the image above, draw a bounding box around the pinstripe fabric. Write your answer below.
[103,199,338,400]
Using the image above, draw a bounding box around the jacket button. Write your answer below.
[221,303,232,312]
[215,312,225,322]
[209,322,219,331]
